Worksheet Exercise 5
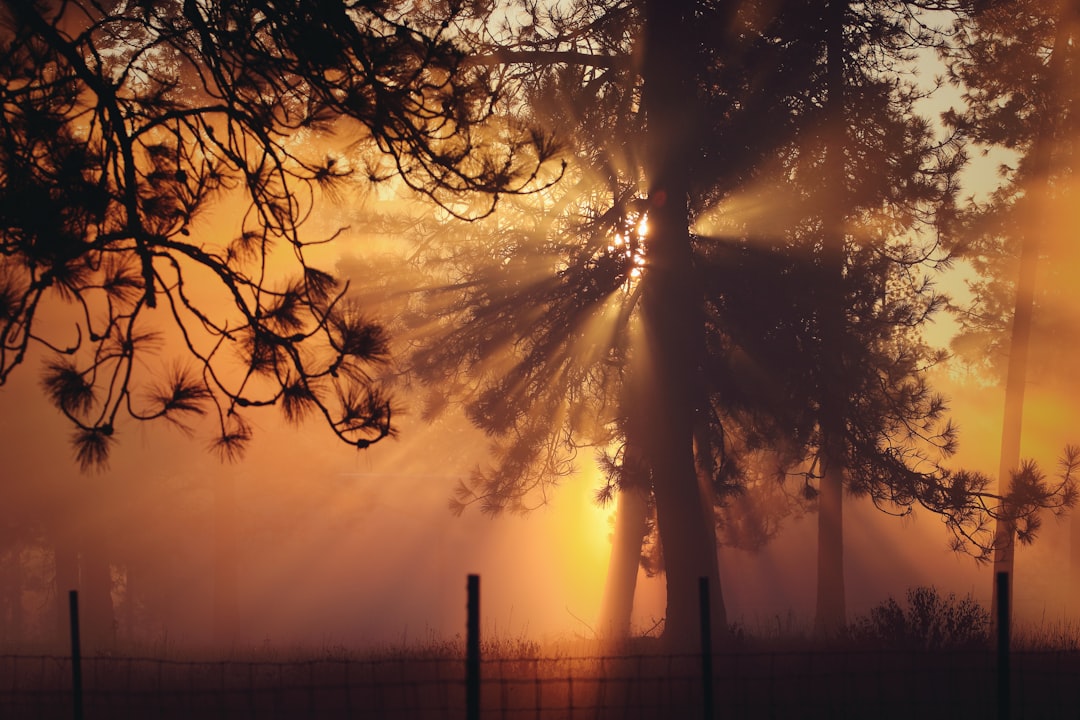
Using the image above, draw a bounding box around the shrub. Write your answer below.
[849,586,990,650]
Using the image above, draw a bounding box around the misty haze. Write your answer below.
[2,0,1079,718]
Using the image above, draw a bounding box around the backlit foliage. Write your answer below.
[0,0,559,468]
[942,0,1080,381]
[850,585,990,650]
[380,0,1075,567]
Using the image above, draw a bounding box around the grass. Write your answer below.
[1014,618,1080,651]
[3,589,1080,719]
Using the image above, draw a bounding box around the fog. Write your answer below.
[3,242,1078,655]
[2,168,1079,658]
[1,358,617,648]
[3,162,1080,654]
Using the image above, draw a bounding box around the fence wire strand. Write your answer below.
[0,648,1077,719]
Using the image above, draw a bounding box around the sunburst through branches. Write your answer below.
[606,205,648,291]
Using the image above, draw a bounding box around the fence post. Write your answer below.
[466,574,480,720]
[996,571,1010,720]
[69,590,83,720]
[699,577,714,720]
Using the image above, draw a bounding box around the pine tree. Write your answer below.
[942,0,1080,619]
[345,0,1076,647]
[0,0,557,467]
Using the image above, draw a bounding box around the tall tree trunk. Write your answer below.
[598,483,649,640]
[1070,516,1080,617]
[814,0,848,637]
[693,415,721,553]
[1054,0,1080,622]
[990,164,1040,624]
[599,418,649,641]
[814,463,845,634]
[990,0,1075,623]
[641,0,727,650]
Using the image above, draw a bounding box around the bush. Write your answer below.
[849,586,990,650]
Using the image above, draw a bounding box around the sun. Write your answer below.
[607,207,648,288]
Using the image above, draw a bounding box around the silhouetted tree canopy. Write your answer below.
[0,0,560,469]
[943,0,1080,381]
[388,2,932,513]
[363,0,1076,567]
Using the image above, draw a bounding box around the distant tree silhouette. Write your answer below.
[783,0,961,636]
[696,0,1074,636]
[942,0,1080,618]
[0,0,559,468]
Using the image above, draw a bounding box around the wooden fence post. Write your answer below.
[699,577,714,720]
[996,571,1010,720]
[69,590,83,720]
[466,574,480,720]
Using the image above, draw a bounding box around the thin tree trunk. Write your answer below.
[598,483,648,640]
[990,0,1076,623]
[122,563,136,641]
[815,462,845,633]
[0,544,24,645]
[641,0,728,650]
[1066,0,1080,623]
[599,413,649,641]
[814,0,848,637]
[79,541,115,650]
[1070,515,1080,617]
[990,172,1040,624]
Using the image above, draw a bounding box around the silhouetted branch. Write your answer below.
[0,0,560,468]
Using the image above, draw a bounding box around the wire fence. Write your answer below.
[2,646,1079,719]
[4,576,1075,718]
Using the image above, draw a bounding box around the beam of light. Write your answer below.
[690,148,826,248]
[311,162,661,624]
